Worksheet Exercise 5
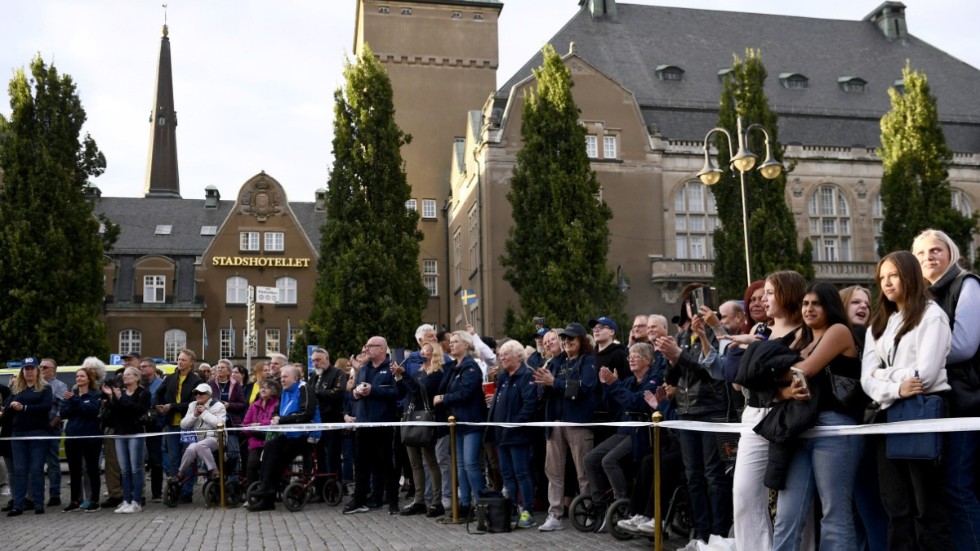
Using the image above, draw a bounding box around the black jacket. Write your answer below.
[665,328,728,418]
[311,366,348,422]
[930,265,980,416]
[155,370,203,426]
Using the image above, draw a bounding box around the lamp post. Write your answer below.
[696,115,784,287]
[616,264,630,294]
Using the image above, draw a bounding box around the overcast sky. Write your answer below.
[2,0,978,202]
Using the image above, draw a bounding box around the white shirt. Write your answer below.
[861,301,951,409]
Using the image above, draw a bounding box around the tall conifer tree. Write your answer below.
[0,56,110,362]
[306,46,426,355]
[878,63,977,258]
[710,49,812,300]
[501,45,623,337]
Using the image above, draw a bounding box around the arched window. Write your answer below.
[276,277,297,304]
[872,193,884,260]
[674,181,718,259]
[119,329,141,356]
[226,276,248,304]
[164,329,187,363]
[808,185,852,261]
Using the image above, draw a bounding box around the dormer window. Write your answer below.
[474,13,484,20]
[401,8,412,15]
[838,77,867,93]
[779,73,809,89]
[200,226,217,236]
[378,6,389,14]
[656,65,684,82]
[154,225,173,236]
[451,11,462,19]
[717,68,733,82]
[892,79,905,94]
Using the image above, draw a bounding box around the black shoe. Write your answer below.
[100,496,122,508]
[46,497,61,507]
[34,508,44,515]
[400,502,427,516]
[426,503,445,518]
[343,502,369,515]
[457,504,471,519]
[62,501,81,513]
[1,501,13,512]
[366,500,383,509]
[6,509,22,517]
[247,501,274,512]
[388,504,400,515]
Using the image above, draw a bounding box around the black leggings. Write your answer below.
[65,437,101,504]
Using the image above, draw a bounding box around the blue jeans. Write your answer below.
[456,431,485,506]
[12,430,47,510]
[164,426,193,497]
[115,437,145,503]
[46,426,61,497]
[945,431,980,551]
[677,424,732,540]
[773,410,862,551]
[498,444,534,512]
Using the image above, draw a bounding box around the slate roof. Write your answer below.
[498,3,980,151]
[93,197,326,257]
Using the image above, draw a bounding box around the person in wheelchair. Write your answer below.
[584,342,664,531]
[174,383,227,482]
[248,364,317,512]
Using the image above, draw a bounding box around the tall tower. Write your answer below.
[354,0,501,328]
[143,23,181,198]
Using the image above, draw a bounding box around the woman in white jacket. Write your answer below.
[861,250,952,550]
[175,383,228,480]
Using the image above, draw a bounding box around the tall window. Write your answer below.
[585,135,598,158]
[164,329,187,363]
[143,275,166,303]
[952,189,976,263]
[405,199,417,212]
[603,136,617,159]
[265,329,281,356]
[872,193,884,259]
[227,276,248,304]
[674,181,718,259]
[220,328,234,358]
[423,259,438,297]
[119,329,141,356]
[289,328,303,353]
[453,230,462,289]
[422,199,437,220]
[808,185,852,261]
[276,277,297,304]
[240,231,260,252]
[468,206,478,276]
[264,232,284,252]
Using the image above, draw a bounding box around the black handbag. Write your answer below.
[826,366,870,419]
[885,394,944,460]
[401,383,436,447]
[466,490,512,534]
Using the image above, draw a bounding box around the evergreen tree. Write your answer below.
[710,49,812,300]
[0,55,110,362]
[305,46,426,356]
[878,63,977,258]
[501,45,623,339]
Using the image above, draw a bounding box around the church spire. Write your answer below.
[143,19,181,198]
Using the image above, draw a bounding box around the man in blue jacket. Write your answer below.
[343,336,405,516]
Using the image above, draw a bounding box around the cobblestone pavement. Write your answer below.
[1,476,689,551]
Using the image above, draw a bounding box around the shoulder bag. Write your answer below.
[401,380,436,447]
[885,393,944,460]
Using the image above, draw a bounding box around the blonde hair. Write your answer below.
[11,366,48,394]
[422,343,444,373]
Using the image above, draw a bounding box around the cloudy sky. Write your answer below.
[2,0,978,202]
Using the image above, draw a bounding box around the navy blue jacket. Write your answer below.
[602,361,663,460]
[438,356,486,435]
[7,386,53,433]
[352,358,404,423]
[489,364,538,446]
[60,388,102,437]
[540,353,597,435]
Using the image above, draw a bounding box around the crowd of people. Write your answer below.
[1,228,978,551]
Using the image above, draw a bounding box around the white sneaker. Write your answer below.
[680,539,707,551]
[538,514,563,532]
[618,514,648,532]
[637,518,656,535]
[127,502,142,513]
[114,501,132,514]
[0,485,9,496]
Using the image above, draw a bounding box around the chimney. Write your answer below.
[864,1,907,40]
[204,185,220,209]
[580,0,617,21]
[314,188,327,212]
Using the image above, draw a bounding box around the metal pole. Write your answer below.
[653,411,663,551]
[217,422,226,509]
[449,415,459,522]
[739,168,752,287]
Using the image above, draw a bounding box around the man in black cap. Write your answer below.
[122,352,141,370]
[589,316,628,381]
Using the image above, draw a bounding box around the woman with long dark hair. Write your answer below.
[772,282,863,550]
[862,250,952,549]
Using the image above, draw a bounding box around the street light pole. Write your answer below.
[696,115,784,287]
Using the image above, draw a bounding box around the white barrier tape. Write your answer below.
[5,416,980,441]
